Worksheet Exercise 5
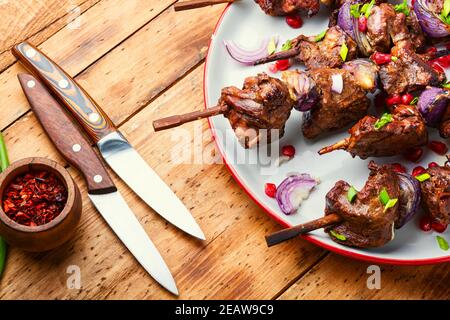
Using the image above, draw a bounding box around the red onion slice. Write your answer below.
[395,172,421,229]
[276,174,319,215]
[414,0,450,38]
[224,37,278,66]
[418,87,450,127]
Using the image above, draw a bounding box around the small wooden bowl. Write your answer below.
[0,157,82,252]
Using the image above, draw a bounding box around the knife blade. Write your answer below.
[12,42,205,241]
[17,73,178,295]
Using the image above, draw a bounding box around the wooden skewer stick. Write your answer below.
[253,48,299,65]
[265,213,343,247]
[174,0,235,11]
[318,138,350,155]
[153,105,228,131]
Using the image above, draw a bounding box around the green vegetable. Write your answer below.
[379,187,390,206]
[415,173,431,182]
[347,186,358,203]
[410,97,418,105]
[374,113,393,130]
[436,236,449,251]
[384,198,398,212]
[315,29,328,42]
[350,3,361,18]
[340,43,349,62]
[361,0,375,18]
[0,133,9,279]
[267,37,277,55]
[442,82,450,89]
[330,230,347,241]
[443,0,450,18]
[439,12,450,25]
[391,56,398,62]
[281,40,292,51]
[394,0,410,16]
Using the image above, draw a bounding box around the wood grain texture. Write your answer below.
[174,0,234,11]
[14,42,116,142]
[18,73,116,194]
[0,0,177,131]
[278,253,450,300]
[0,0,101,72]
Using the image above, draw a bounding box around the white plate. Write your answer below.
[204,1,450,264]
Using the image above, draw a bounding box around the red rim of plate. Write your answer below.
[203,4,450,266]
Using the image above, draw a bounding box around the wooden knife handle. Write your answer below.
[12,42,116,143]
[17,73,117,195]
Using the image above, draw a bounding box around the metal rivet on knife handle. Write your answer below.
[12,42,117,143]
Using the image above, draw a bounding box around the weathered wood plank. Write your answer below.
[0,0,102,72]
[0,64,324,299]
[0,0,176,131]
[278,253,450,300]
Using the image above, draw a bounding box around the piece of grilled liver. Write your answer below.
[219,73,294,148]
[254,0,320,16]
[341,105,428,159]
[421,162,450,226]
[379,46,444,95]
[302,67,370,139]
[324,162,399,248]
[439,105,450,139]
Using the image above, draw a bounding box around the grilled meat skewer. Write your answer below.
[421,157,450,227]
[318,105,428,159]
[254,26,358,69]
[153,73,294,148]
[267,162,402,248]
[255,0,321,16]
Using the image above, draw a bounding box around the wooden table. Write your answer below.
[0,0,448,300]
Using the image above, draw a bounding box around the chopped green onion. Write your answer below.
[361,0,375,18]
[0,133,9,279]
[379,187,390,206]
[330,230,347,241]
[268,37,277,55]
[391,56,398,62]
[442,82,450,89]
[350,3,361,18]
[314,29,328,42]
[340,43,349,62]
[347,186,358,203]
[443,0,450,18]
[384,198,398,212]
[415,173,431,182]
[439,12,450,25]
[436,236,449,251]
[394,0,410,16]
[410,97,419,105]
[374,113,393,130]
[281,40,292,51]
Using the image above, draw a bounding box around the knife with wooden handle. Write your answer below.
[12,42,205,240]
[17,73,178,295]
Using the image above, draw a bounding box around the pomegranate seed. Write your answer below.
[429,60,444,73]
[404,147,423,163]
[428,140,448,155]
[401,93,414,105]
[425,47,437,55]
[370,52,392,65]
[386,94,402,106]
[431,221,448,233]
[428,161,439,168]
[419,216,432,232]
[275,59,290,71]
[436,56,450,68]
[358,16,367,32]
[281,145,296,157]
[285,15,303,29]
[412,166,426,177]
[265,183,277,198]
[391,163,407,174]
[268,63,278,73]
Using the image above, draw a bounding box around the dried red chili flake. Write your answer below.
[2,170,67,226]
